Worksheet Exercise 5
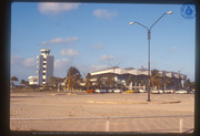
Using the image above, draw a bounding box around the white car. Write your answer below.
[151,90,159,94]
[139,89,147,93]
[152,90,164,94]
[108,89,113,93]
[163,90,169,93]
[175,90,187,94]
[95,89,100,93]
[170,90,175,93]
[113,89,121,93]
[164,90,172,93]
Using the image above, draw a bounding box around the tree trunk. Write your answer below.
[164,83,166,91]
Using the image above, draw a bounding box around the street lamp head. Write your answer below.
[129,22,135,25]
[167,11,173,14]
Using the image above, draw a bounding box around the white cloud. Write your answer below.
[11,56,37,80]
[100,55,114,62]
[41,37,79,46]
[38,2,80,15]
[23,58,37,67]
[91,64,108,72]
[92,43,104,49]
[60,49,79,56]
[50,38,63,43]
[73,64,108,75]
[11,56,36,67]
[93,9,118,19]
[54,58,69,69]
[11,55,23,65]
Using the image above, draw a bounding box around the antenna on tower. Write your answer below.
[48,45,51,54]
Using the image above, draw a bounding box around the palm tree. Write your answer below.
[184,78,191,91]
[20,79,29,88]
[131,76,138,87]
[126,75,133,86]
[107,74,115,89]
[150,73,162,89]
[49,76,63,87]
[161,75,170,91]
[85,73,92,90]
[49,76,63,91]
[66,66,81,92]
[169,77,175,90]
[20,79,26,85]
[97,76,103,89]
[191,81,195,91]
[11,76,18,83]
[150,69,162,90]
[140,80,146,86]
[11,76,18,92]
[151,69,159,76]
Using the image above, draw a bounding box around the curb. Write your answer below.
[87,100,181,105]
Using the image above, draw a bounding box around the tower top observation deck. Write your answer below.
[40,49,50,55]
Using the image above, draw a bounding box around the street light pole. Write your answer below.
[148,30,151,102]
[130,11,172,102]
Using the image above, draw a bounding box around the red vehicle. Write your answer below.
[86,89,94,93]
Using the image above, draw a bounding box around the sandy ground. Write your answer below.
[10,92,194,133]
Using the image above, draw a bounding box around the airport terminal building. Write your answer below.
[90,66,187,91]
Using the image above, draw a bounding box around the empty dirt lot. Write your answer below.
[10,92,194,133]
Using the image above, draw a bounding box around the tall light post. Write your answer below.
[130,11,172,102]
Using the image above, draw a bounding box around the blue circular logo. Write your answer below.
[180,3,196,19]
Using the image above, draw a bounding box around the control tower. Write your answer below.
[37,49,54,85]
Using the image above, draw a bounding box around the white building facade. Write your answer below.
[90,67,187,90]
[28,76,38,85]
[37,49,54,85]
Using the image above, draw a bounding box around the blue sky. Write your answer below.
[11,2,195,82]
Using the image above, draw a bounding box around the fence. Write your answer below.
[10,115,194,133]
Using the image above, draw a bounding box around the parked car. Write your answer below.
[86,89,94,93]
[133,90,140,93]
[190,90,195,94]
[175,90,187,94]
[151,90,159,94]
[101,89,107,93]
[108,89,113,93]
[126,90,133,93]
[95,89,100,93]
[164,90,172,93]
[170,89,176,93]
[158,90,163,94]
[151,90,163,94]
[113,89,121,93]
[139,89,147,93]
